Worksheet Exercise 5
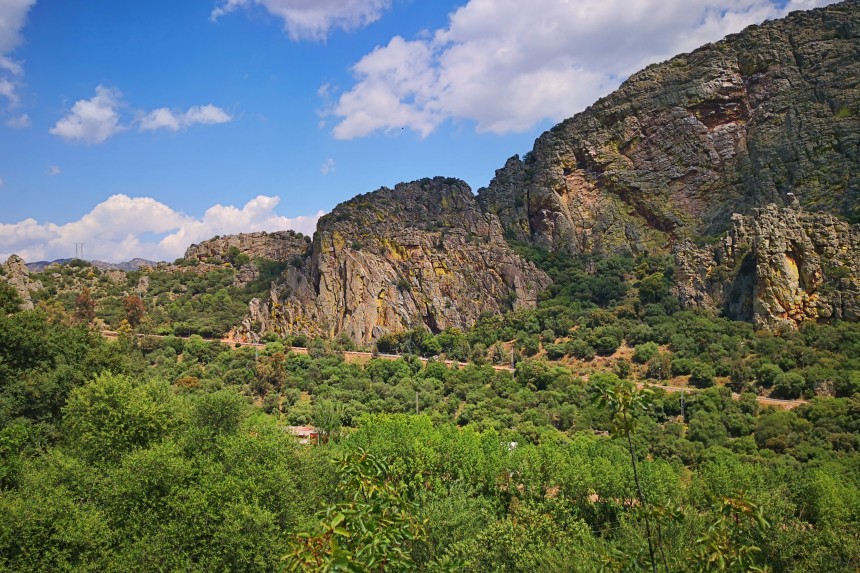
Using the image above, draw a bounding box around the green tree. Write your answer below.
[0,281,23,314]
[62,373,174,464]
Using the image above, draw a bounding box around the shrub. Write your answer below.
[544,343,566,360]
[756,363,782,388]
[689,362,716,388]
[565,339,595,361]
[647,352,672,380]
[671,358,694,376]
[593,335,620,357]
[632,341,660,364]
[772,371,806,399]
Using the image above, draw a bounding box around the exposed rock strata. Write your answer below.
[184,231,310,263]
[675,204,860,329]
[479,2,860,254]
[239,178,550,343]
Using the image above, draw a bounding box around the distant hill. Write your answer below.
[26,257,160,272]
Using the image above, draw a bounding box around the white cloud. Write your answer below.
[139,104,232,132]
[0,194,324,263]
[329,0,838,139]
[0,78,18,106]
[47,165,60,176]
[0,177,4,189]
[320,158,336,175]
[51,86,233,144]
[211,0,391,41]
[5,112,29,128]
[0,0,36,108]
[49,85,124,144]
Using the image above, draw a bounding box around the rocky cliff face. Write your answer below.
[675,204,860,330]
[479,1,860,254]
[184,231,310,263]
[241,178,549,343]
[1,255,43,310]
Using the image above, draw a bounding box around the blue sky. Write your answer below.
[0,0,835,262]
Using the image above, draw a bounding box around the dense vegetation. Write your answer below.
[1,271,859,571]
[28,256,291,338]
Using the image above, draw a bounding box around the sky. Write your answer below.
[0,0,838,263]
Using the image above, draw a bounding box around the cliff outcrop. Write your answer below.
[675,204,860,330]
[479,1,860,254]
[184,231,310,263]
[241,178,549,343]
[1,255,42,311]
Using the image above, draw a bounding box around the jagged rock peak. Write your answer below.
[237,177,550,343]
[480,1,860,255]
[184,230,310,263]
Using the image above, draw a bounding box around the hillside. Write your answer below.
[249,0,860,340]
[3,3,859,342]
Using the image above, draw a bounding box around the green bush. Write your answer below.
[565,339,595,361]
[689,362,716,389]
[671,358,694,376]
[773,371,806,399]
[632,342,660,364]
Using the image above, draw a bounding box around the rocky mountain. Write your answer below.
[476,1,859,329]
[8,3,856,340]
[238,178,549,343]
[480,1,859,253]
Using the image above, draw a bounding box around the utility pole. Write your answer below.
[415,390,419,415]
[74,242,86,260]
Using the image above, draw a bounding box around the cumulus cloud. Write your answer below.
[0,194,323,263]
[51,86,233,144]
[329,0,838,139]
[49,85,124,144]
[139,104,232,132]
[211,0,392,41]
[0,0,36,108]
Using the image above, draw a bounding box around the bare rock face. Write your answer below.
[479,2,860,254]
[184,231,310,263]
[1,255,43,310]
[244,178,550,343]
[675,204,860,329]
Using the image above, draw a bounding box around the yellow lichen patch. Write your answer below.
[433,260,451,276]
[379,238,406,261]
[331,231,346,252]
[784,253,800,283]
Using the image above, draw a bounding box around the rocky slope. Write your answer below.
[239,178,549,343]
[479,1,859,254]
[475,1,860,330]
[184,231,310,263]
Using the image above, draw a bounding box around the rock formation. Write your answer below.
[240,178,549,343]
[479,1,860,254]
[184,231,310,263]
[675,204,860,330]
[1,255,43,310]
